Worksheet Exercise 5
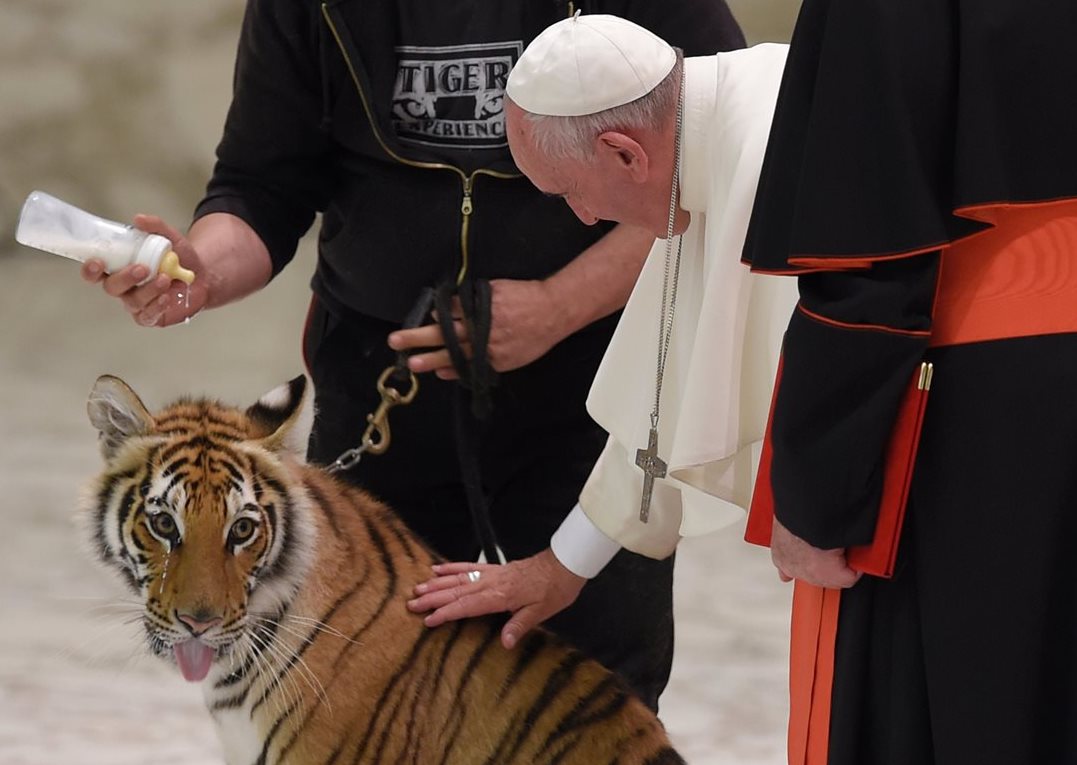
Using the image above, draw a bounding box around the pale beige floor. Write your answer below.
[0,1,799,762]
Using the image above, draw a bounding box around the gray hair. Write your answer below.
[520,52,683,162]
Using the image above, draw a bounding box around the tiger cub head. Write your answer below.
[82,375,316,683]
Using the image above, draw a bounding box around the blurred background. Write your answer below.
[0,1,801,763]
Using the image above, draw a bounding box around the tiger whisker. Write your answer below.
[251,623,326,714]
[276,614,361,645]
[253,621,332,712]
[65,599,144,623]
[52,608,148,662]
[240,633,285,723]
[247,629,299,723]
[50,595,144,605]
[253,637,313,719]
[258,617,316,648]
[72,610,145,630]
[254,620,338,713]
[82,605,145,618]
[260,628,319,717]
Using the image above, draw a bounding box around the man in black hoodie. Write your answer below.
[80,0,745,710]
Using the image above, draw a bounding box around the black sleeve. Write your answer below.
[193,0,334,277]
[769,254,939,549]
[592,0,747,55]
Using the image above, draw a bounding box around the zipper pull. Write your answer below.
[461,177,474,215]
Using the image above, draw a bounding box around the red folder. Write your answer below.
[744,361,934,579]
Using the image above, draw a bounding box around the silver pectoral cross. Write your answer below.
[634,427,667,523]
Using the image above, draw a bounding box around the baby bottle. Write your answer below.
[15,190,195,285]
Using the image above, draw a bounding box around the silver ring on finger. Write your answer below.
[467,570,481,584]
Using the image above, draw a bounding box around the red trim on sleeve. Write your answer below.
[789,243,946,271]
[797,304,932,338]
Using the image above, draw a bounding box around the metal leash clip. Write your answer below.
[363,366,419,454]
[327,365,419,473]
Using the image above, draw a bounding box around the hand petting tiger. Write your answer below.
[81,374,685,765]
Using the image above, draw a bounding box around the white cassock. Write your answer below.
[552,43,799,571]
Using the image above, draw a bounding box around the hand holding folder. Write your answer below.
[745,362,934,579]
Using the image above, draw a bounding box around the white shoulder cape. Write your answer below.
[579,44,798,558]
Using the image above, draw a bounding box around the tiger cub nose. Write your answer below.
[177,611,223,636]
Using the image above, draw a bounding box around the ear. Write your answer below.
[88,375,156,460]
[247,375,313,460]
[595,131,650,182]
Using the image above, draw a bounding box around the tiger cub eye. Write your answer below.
[149,512,177,540]
[229,517,258,546]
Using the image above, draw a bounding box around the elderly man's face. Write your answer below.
[506,102,650,231]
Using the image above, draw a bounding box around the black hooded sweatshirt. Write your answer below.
[194,0,745,323]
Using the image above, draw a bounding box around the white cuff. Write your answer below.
[550,504,622,579]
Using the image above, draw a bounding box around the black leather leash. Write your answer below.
[434,279,498,419]
[434,278,501,564]
[328,282,502,566]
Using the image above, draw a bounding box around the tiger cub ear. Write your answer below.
[88,375,156,460]
[246,375,313,460]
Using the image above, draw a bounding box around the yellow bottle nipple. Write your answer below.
[158,250,196,285]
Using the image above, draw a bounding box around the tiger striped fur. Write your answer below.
[82,374,686,765]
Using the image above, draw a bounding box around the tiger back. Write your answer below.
[82,374,686,765]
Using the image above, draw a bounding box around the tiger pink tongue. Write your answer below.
[174,639,215,682]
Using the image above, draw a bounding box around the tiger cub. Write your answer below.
[82,374,685,765]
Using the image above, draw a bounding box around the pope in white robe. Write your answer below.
[408,14,797,646]
[568,44,796,563]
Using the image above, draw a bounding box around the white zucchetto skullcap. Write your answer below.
[506,13,676,117]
